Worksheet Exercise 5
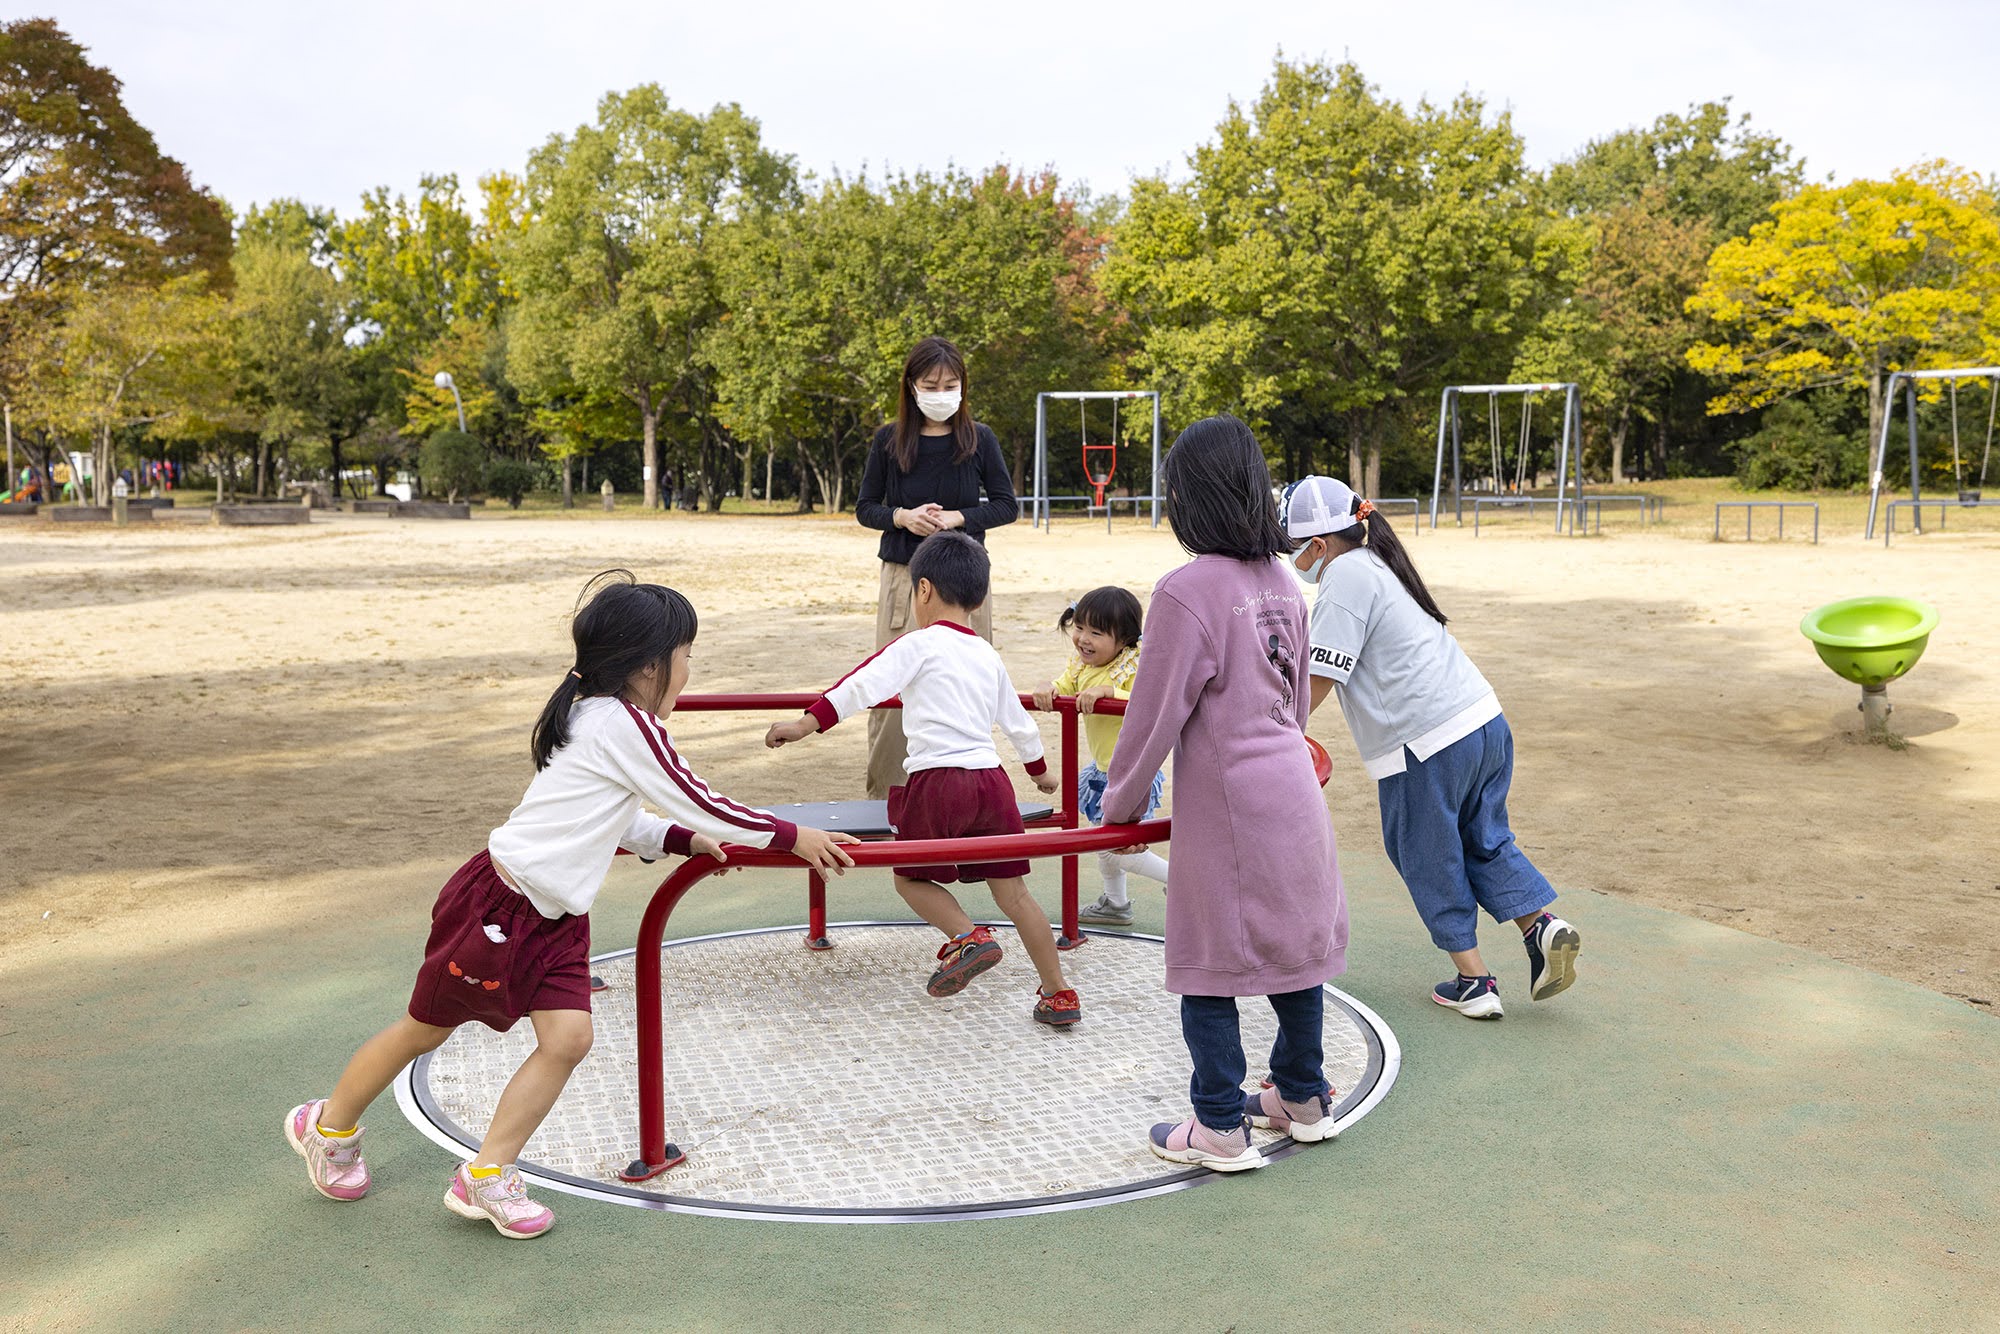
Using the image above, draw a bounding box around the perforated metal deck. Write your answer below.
[397,923,1397,1222]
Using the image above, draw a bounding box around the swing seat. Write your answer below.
[1959,489,1982,506]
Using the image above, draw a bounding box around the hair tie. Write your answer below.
[568,669,583,681]
[1355,500,1376,520]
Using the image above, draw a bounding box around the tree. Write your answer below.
[506,86,795,510]
[232,200,355,496]
[1686,164,2000,452]
[0,19,231,391]
[1104,59,1542,496]
[14,274,237,503]
[1539,101,1804,480]
[1545,101,1802,241]
[419,428,484,502]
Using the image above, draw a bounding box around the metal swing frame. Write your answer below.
[1429,382,1585,533]
[1864,366,2000,540]
[1031,390,1162,531]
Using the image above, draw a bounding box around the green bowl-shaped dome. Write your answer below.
[1800,596,1940,687]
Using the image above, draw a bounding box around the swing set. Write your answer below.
[1030,390,1163,532]
[1429,382,1585,533]
[1864,366,2000,539]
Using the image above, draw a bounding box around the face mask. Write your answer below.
[1292,539,1329,586]
[914,388,961,423]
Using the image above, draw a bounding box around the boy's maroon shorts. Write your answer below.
[408,851,591,1033]
[886,766,1031,883]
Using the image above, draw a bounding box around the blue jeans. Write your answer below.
[1180,989,1325,1132]
[1076,763,1165,826]
[1378,714,1555,954]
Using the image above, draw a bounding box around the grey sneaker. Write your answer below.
[1077,894,1134,926]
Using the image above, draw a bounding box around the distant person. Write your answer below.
[1103,416,1348,1171]
[1030,585,1171,926]
[854,336,1019,799]
[285,572,856,1238]
[1283,474,1581,1019]
[766,532,1079,1026]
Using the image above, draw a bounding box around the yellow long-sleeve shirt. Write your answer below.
[1052,644,1141,769]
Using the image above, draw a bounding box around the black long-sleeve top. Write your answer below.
[854,422,1019,564]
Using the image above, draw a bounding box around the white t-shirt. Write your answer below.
[806,621,1047,776]
[488,696,797,919]
[1307,549,1500,779]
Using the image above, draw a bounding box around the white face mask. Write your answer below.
[914,388,962,423]
[1292,539,1330,586]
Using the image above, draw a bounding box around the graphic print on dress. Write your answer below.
[1266,634,1297,726]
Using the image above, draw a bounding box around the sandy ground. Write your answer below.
[2,507,1997,1010]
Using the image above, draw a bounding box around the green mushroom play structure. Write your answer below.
[1800,596,1940,738]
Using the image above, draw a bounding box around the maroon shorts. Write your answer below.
[887,766,1031,883]
[408,852,591,1033]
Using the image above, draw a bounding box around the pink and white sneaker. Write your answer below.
[285,1100,370,1201]
[1147,1116,1264,1172]
[444,1164,555,1239]
[1243,1086,1339,1143]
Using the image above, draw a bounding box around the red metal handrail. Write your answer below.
[623,817,1172,1180]
[672,691,1126,947]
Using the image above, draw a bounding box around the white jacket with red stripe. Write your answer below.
[489,696,797,918]
[806,620,1047,778]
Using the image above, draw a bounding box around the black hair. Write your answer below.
[531,570,699,769]
[1058,586,1143,650]
[893,336,976,471]
[907,530,989,611]
[1160,415,1292,561]
[1325,503,1449,626]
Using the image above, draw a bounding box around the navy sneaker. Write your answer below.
[1522,913,1582,1000]
[1432,974,1503,1019]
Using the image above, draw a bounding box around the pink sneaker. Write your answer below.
[1243,1086,1339,1143]
[444,1164,555,1239]
[1147,1116,1264,1172]
[285,1100,370,1201]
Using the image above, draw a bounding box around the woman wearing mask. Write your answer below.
[854,336,1020,799]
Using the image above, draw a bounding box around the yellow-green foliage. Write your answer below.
[1687,164,2000,419]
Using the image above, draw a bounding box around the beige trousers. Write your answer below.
[865,559,995,799]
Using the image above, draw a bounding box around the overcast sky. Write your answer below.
[41,0,2000,218]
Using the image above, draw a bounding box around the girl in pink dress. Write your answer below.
[1103,416,1349,1171]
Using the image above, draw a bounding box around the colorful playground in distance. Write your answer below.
[3,498,1996,1328]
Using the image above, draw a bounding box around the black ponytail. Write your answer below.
[531,570,699,769]
[1331,506,1448,626]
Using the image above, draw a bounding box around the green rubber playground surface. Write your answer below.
[4,853,1995,1331]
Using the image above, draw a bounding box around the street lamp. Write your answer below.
[433,370,467,432]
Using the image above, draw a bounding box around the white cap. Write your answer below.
[1280,475,1361,540]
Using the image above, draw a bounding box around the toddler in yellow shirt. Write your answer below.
[1033,586,1170,926]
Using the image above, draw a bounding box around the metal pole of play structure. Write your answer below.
[1033,393,1047,530]
[4,402,12,493]
[1151,391,1162,528]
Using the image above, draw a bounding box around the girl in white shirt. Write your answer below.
[1283,476,1582,1020]
[285,572,855,1237]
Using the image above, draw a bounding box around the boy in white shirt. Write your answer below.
[767,532,1080,1025]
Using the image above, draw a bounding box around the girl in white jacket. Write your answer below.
[285,572,855,1238]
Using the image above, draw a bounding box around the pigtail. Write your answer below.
[531,669,585,771]
[1357,509,1448,626]
[530,570,700,770]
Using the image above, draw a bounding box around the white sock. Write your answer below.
[1107,849,1170,884]
[1095,852,1131,907]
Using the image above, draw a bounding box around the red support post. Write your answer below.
[805,869,832,951]
[621,855,725,1182]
